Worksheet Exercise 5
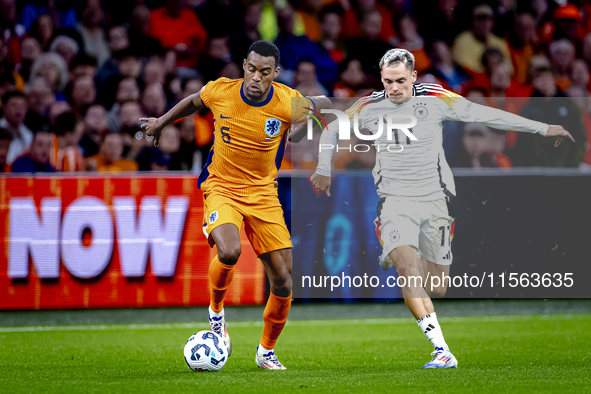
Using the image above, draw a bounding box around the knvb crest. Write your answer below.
[265,118,282,137]
[209,211,219,225]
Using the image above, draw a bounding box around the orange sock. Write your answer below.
[208,255,235,313]
[260,292,292,350]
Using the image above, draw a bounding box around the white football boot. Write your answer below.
[208,307,232,357]
[423,347,458,369]
[255,346,287,370]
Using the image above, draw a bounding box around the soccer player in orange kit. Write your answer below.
[141,41,330,370]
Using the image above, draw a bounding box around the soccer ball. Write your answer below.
[183,331,228,372]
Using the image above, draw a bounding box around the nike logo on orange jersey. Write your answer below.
[220,114,233,119]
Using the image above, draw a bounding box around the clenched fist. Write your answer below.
[140,117,163,147]
[310,172,332,196]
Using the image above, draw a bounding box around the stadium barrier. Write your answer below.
[0,174,265,310]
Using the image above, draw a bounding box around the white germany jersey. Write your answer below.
[317,83,548,200]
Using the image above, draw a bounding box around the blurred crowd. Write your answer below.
[0,0,590,173]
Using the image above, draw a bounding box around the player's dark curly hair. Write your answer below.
[247,41,280,69]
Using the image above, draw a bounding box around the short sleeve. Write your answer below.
[290,88,314,124]
[199,79,219,108]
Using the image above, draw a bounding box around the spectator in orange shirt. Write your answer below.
[341,0,396,44]
[549,39,575,92]
[508,12,537,85]
[540,4,585,47]
[86,132,138,172]
[319,5,345,64]
[485,63,530,151]
[470,48,532,97]
[51,112,84,172]
[390,15,431,74]
[295,0,324,42]
[148,0,208,69]
[457,123,512,169]
[333,58,368,97]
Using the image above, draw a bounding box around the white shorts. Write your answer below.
[374,197,455,266]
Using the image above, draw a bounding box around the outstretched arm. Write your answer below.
[545,125,575,147]
[140,92,205,147]
[445,99,575,147]
[289,96,332,143]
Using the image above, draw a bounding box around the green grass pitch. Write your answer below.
[1,314,590,393]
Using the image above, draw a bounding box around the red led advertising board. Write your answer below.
[0,175,266,310]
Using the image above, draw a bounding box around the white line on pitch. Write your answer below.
[0,314,584,333]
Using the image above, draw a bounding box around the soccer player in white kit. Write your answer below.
[310,49,574,368]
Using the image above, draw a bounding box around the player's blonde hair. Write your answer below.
[379,49,415,71]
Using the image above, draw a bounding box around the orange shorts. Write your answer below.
[202,189,292,256]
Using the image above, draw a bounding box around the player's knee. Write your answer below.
[271,278,292,297]
[218,245,241,265]
[270,267,292,297]
[426,284,447,297]
[394,262,414,280]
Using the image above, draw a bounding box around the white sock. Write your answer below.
[257,344,273,356]
[417,312,449,350]
[209,306,224,319]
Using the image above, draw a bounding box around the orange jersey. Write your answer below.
[57,147,84,172]
[198,78,311,194]
[50,136,85,172]
[88,153,139,172]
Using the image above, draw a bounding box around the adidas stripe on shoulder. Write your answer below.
[414,83,459,98]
